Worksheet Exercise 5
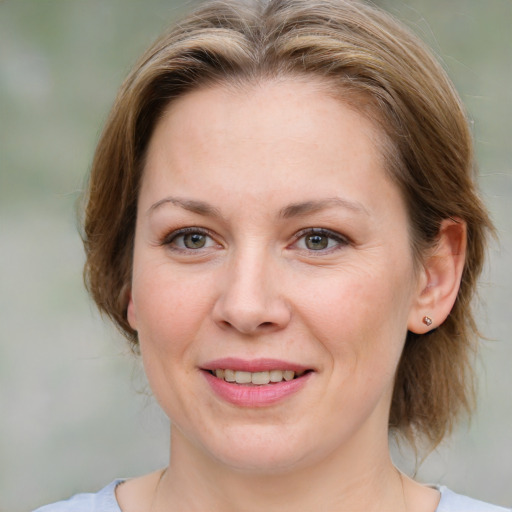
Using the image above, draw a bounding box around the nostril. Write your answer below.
[212,296,291,334]
[219,320,274,329]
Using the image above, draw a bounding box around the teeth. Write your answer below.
[235,371,252,384]
[269,370,283,382]
[224,369,236,382]
[212,369,302,385]
[251,371,270,385]
[283,370,294,381]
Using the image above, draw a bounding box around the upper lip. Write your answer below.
[201,358,311,373]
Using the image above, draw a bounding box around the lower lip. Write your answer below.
[203,371,312,407]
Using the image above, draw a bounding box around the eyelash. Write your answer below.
[161,227,218,252]
[161,227,350,254]
[291,228,350,253]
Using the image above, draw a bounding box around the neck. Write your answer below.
[156,427,406,512]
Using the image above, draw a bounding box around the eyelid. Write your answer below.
[161,227,219,249]
[291,227,350,251]
[160,226,349,253]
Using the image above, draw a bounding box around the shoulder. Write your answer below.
[32,480,124,512]
[437,486,511,512]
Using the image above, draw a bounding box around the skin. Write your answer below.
[119,78,464,512]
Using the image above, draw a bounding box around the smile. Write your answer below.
[209,369,307,385]
[201,359,314,407]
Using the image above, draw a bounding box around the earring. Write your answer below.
[422,316,433,327]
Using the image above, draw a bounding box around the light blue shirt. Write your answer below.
[33,480,511,512]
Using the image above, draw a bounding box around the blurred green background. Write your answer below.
[0,1,510,510]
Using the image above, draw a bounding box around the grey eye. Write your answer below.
[305,234,329,250]
[183,233,207,249]
[165,229,217,251]
[294,228,349,252]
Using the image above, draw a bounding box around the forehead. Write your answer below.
[140,78,399,219]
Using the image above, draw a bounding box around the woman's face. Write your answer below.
[128,79,424,472]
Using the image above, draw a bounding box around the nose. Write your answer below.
[212,249,292,335]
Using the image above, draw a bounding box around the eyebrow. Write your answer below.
[279,197,369,218]
[147,197,222,217]
[147,196,368,219]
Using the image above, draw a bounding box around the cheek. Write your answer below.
[131,263,218,416]
[130,261,216,354]
[295,263,413,371]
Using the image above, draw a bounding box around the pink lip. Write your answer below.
[201,358,313,408]
[201,357,310,373]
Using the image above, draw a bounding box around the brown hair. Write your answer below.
[82,0,494,449]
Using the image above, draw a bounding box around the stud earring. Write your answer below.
[422,316,433,327]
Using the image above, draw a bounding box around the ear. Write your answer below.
[126,288,138,331]
[408,218,467,334]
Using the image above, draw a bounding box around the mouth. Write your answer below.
[206,368,310,385]
[200,358,314,406]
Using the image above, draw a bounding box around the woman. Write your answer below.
[35,0,509,510]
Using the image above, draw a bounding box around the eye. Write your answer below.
[164,228,218,251]
[293,228,349,252]
[182,233,208,249]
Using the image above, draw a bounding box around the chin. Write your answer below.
[195,424,318,474]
